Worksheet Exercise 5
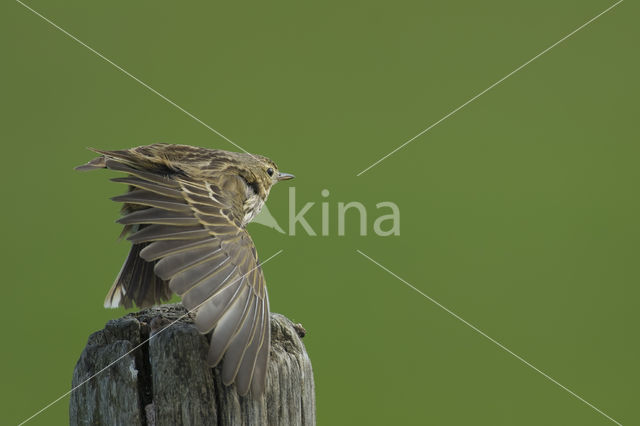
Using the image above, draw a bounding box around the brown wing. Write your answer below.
[107,158,270,396]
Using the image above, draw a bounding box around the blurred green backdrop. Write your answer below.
[1,1,637,425]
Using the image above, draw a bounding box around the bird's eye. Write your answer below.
[267,167,274,176]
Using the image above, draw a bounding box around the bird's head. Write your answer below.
[237,153,295,200]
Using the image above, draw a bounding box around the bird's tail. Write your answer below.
[104,242,173,309]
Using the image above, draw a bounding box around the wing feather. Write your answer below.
[180,264,238,310]
[117,208,199,226]
[140,239,218,261]
[104,159,180,188]
[206,282,253,366]
[111,176,184,199]
[222,295,261,385]
[235,298,265,395]
[127,224,210,243]
[250,293,270,395]
[112,190,192,212]
[154,245,224,279]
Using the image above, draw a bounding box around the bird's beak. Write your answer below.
[278,172,295,181]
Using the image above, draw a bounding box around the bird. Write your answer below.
[76,143,294,396]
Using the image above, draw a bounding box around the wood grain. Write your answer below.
[70,304,315,426]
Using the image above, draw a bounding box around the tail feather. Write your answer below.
[104,242,173,309]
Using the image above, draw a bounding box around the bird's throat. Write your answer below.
[243,187,266,226]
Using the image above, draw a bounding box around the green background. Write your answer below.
[1,1,637,424]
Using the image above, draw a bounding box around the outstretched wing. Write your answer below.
[105,158,270,396]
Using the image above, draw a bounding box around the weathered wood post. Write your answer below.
[70,304,315,425]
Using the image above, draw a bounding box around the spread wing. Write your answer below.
[106,159,270,396]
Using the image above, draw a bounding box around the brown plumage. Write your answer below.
[76,143,294,396]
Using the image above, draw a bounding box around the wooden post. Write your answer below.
[70,304,315,426]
